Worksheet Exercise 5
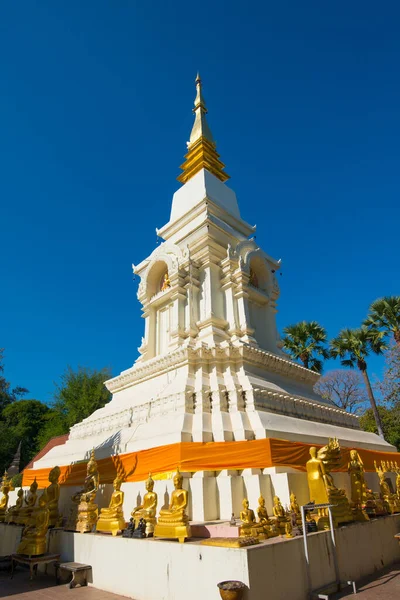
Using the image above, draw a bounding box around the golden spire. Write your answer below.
[177,74,229,184]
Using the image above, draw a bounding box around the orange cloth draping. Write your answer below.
[22,438,399,488]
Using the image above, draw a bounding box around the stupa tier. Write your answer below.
[27,75,396,520]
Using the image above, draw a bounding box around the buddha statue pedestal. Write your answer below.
[96,510,125,536]
[96,477,125,537]
[154,521,191,544]
[65,449,99,534]
[74,501,98,534]
[154,469,191,544]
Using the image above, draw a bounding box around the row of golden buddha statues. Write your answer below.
[1,440,400,555]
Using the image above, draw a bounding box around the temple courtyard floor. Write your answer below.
[0,563,398,600]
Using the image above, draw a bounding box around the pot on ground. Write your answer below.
[217,580,246,600]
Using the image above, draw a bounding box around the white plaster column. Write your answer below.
[220,253,241,340]
[233,267,257,345]
[216,470,244,519]
[189,471,218,521]
[241,468,273,515]
[191,361,213,442]
[168,271,186,349]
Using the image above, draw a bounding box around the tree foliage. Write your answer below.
[314,369,367,413]
[0,352,112,473]
[0,348,28,413]
[359,405,400,451]
[330,327,386,438]
[282,321,329,372]
[376,342,400,406]
[364,295,400,346]
[37,366,112,449]
[2,400,50,468]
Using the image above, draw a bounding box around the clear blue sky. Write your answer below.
[1,2,399,402]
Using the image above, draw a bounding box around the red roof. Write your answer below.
[24,433,69,470]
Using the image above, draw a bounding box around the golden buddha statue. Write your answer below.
[256,495,269,526]
[6,488,24,524]
[347,450,368,520]
[289,491,302,525]
[306,439,353,529]
[240,498,265,539]
[375,461,400,514]
[272,496,288,533]
[66,449,99,533]
[161,272,171,292]
[16,478,38,525]
[96,477,125,536]
[131,473,158,536]
[0,472,12,522]
[40,466,61,527]
[154,468,191,543]
[17,495,50,556]
[391,462,400,499]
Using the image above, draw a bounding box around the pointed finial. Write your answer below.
[177,75,229,184]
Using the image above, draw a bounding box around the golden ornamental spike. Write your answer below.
[178,74,229,184]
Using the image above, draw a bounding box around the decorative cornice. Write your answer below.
[106,342,320,395]
[241,344,320,384]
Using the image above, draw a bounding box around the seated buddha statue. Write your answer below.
[16,478,38,525]
[154,468,191,543]
[290,491,302,525]
[272,496,288,533]
[161,272,171,292]
[96,477,125,536]
[40,466,61,527]
[256,495,276,538]
[6,488,24,524]
[131,473,158,536]
[17,495,50,556]
[0,472,12,522]
[66,449,99,533]
[240,498,265,539]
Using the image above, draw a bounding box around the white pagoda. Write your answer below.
[32,75,395,519]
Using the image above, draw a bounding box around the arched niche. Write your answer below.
[146,260,170,298]
[248,254,271,294]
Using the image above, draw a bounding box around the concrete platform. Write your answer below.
[1,516,399,600]
[43,514,400,600]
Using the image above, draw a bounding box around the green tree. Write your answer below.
[1,400,50,469]
[0,421,19,475]
[0,348,28,412]
[364,296,400,346]
[330,327,386,438]
[282,321,329,372]
[359,405,400,450]
[37,366,112,448]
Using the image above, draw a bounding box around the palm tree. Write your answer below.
[364,296,400,346]
[282,321,329,373]
[330,327,386,438]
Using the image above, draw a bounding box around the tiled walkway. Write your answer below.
[1,562,399,599]
[331,563,400,599]
[0,569,126,599]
